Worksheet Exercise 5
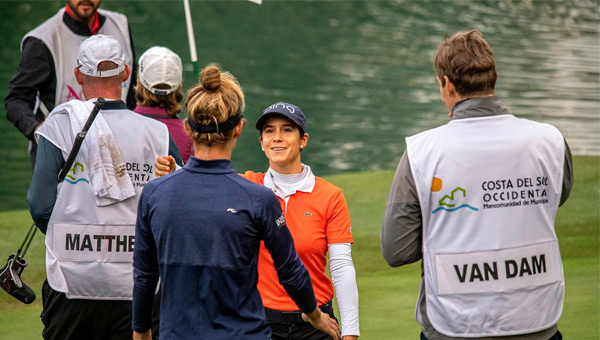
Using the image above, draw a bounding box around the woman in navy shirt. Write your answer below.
[132,65,340,340]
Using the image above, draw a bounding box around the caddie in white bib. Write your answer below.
[23,8,133,106]
[406,114,565,337]
[36,99,169,300]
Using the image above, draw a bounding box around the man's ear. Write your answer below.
[443,75,456,96]
[122,64,131,82]
[74,67,84,85]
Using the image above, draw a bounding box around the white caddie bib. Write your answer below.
[406,114,565,337]
[36,100,169,300]
[23,8,133,106]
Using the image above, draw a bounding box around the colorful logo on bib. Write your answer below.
[432,180,479,214]
[64,162,89,184]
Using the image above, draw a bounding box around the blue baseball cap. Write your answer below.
[255,102,307,133]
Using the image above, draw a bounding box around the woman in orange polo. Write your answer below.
[244,102,359,340]
[155,102,359,339]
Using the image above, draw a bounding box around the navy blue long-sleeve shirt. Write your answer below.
[132,157,317,339]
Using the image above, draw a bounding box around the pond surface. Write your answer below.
[1,0,598,183]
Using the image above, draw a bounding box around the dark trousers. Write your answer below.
[267,302,338,340]
[41,279,132,340]
[420,330,562,340]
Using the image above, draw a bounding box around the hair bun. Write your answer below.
[200,65,222,92]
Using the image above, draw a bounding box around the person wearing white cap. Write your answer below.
[28,35,182,340]
[6,0,137,170]
[134,46,193,163]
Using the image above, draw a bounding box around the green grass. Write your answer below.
[0,118,32,212]
[0,156,598,339]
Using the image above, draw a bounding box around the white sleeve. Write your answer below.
[328,243,360,337]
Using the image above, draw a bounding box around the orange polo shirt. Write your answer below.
[241,171,353,311]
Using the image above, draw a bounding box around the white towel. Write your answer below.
[64,100,135,206]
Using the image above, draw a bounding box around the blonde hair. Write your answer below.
[185,64,245,146]
[135,82,183,117]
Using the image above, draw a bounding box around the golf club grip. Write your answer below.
[58,98,105,182]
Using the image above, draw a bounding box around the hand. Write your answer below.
[154,155,176,178]
[133,330,152,340]
[343,336,359,340]
[302,307,341,340]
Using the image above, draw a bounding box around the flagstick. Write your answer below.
[183,0,199,80]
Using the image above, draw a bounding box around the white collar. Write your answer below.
[264,164,316,200]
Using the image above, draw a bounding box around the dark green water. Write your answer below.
[1,0,598,210]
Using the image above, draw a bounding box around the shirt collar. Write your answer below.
[134,106,170,117]
[451,96,511,120]
[183,157,237,174]
[62,7,105,36]
[263,164,316,199]
[87,99,127,111]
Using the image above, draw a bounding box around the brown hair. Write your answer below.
[185,64,245,146]
[434,30,497,97]
[135,82,183,117]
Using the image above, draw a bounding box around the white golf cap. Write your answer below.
[138,46,183,95]
[77,34,125,78]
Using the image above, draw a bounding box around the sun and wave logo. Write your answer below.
[64,162,89,184]
[431,177,479,214]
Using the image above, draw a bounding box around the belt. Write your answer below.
[264,302,334,325]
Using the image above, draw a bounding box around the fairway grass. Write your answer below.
[0,156,597,339]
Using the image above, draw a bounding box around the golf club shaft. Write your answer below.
[20,226,37,259]
[15,223,36,257]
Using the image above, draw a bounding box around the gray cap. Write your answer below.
[255,102,306,133]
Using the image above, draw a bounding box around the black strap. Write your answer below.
[139,113,177,120]
[57,98,105,182]
[187,110,242,134]
[264,302,334,325]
